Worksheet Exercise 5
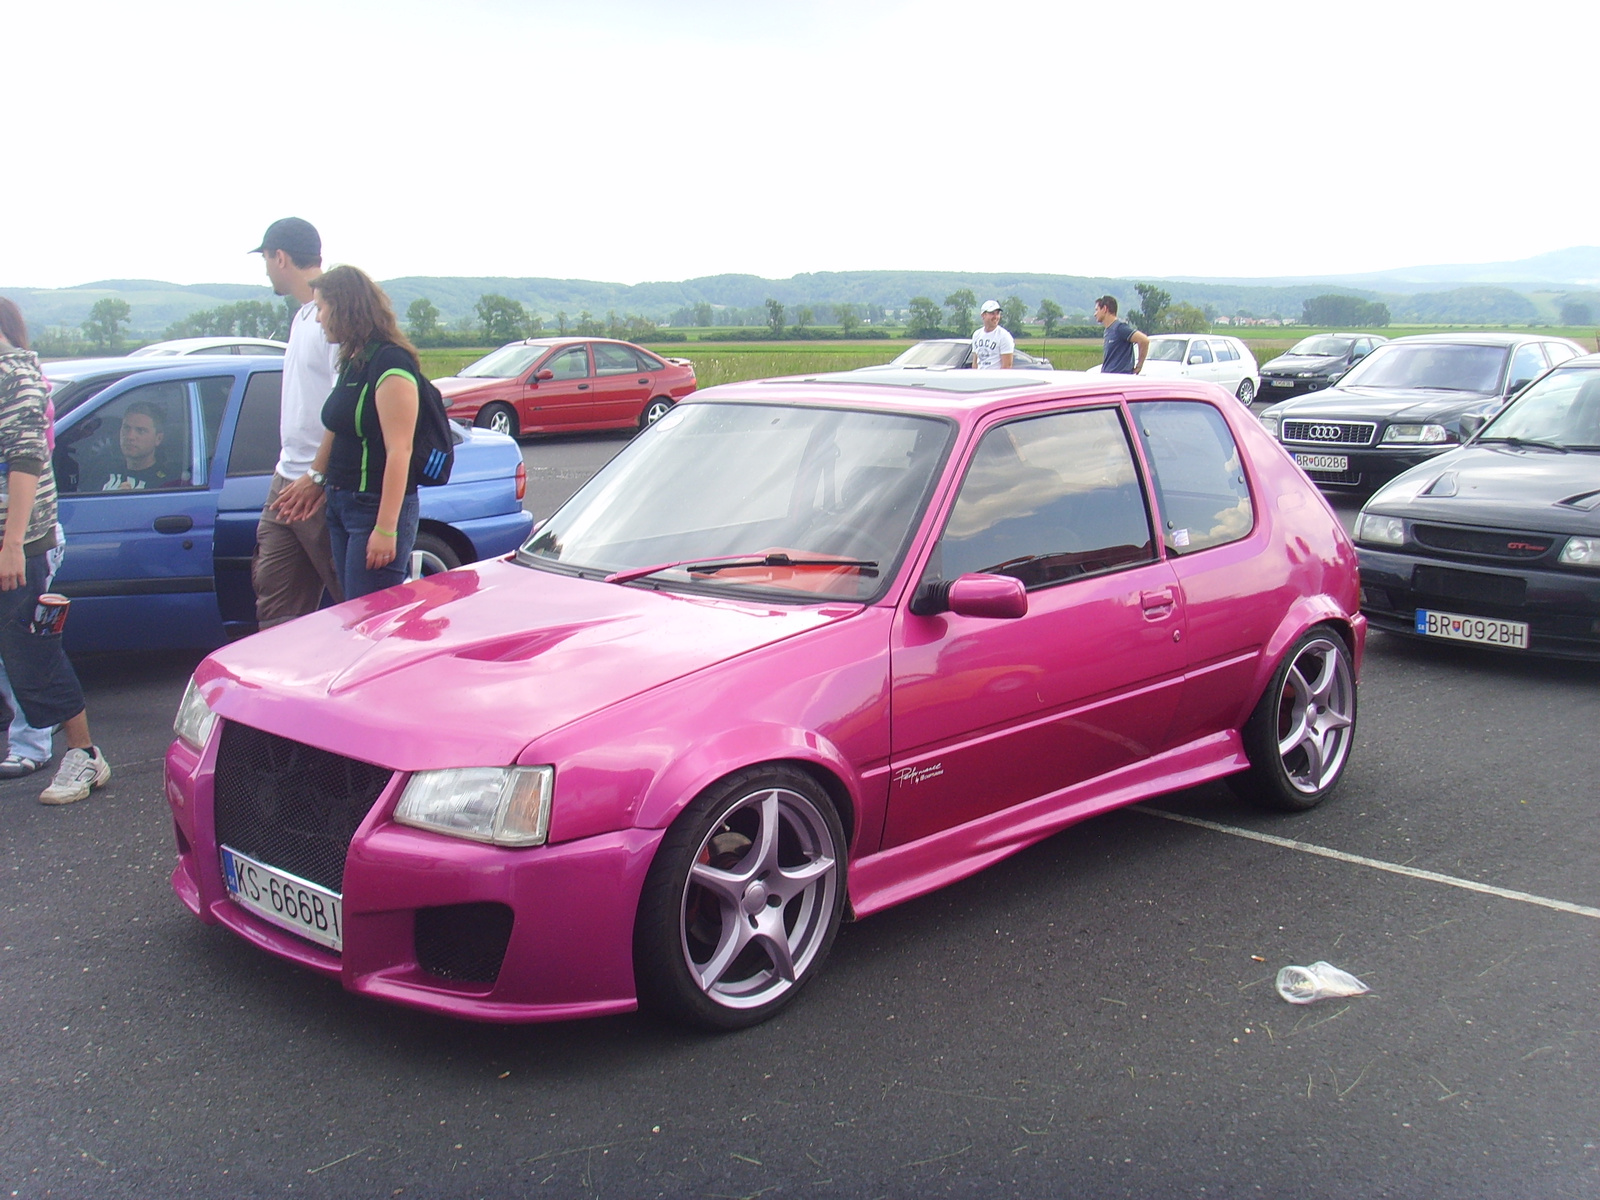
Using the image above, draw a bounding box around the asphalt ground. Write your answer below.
[3,434,1597,1199]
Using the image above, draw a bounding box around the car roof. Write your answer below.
[133,336,287,352]
[1385,331,1564,347]
[43,355,279,383]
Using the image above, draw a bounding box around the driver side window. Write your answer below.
[54,379,201,495]
[543,347,590,381]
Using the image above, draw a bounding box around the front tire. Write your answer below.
[1236,378,1256,406]
[1229,626,1356,811]
[633,765,846,1031]
[475,402,519,438]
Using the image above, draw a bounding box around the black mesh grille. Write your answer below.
[1414,525,1554,559]
[1283,420,1376,446]
[213,722,394,893]
[415,903,514,983]
[1413,565,1526,607]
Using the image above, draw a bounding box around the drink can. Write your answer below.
[31,593,70,637]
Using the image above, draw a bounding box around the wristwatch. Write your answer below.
[308,470,326,486]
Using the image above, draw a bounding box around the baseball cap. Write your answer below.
[251,217,321,259]
[980,300,1002,313]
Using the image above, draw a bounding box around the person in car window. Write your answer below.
[101,401,175,490]
[303,266,422,601]
[972,300,1015,369]
[1095,295,1149,375]
[0,298,111,805]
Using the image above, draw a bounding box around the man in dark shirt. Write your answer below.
[1094,295,1149,375]
[102,401,175,490]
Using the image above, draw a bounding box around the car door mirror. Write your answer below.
[1459,413,1486,440]
[911,573,1028,619]
[534,369,554,382]
[1188,354,1205,365]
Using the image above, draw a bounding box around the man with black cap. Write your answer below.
[971,300,1014,369]
[250,217,343,626]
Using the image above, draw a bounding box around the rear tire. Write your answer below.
[408,531,463,580]
[639,397,673,430]
[475,402,519,438]
[633,764,846,1031]
[1229,626,1356,812]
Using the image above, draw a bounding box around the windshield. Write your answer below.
[458,343,550,378]
[1146,339,1187,362]
[1288,336,1352,357]
[1481,368,1600,449]
[1337,342,1507,394]
[520,402,952,601]
[890,341,971,368]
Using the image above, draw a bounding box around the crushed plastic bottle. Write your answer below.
[1275,961,1370,1004]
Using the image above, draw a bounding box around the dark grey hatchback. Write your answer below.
[1353,355,1600,660]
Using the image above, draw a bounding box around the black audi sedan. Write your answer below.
[1259,331,1587,491]
[1258,333,1387,399]
[1353,354,1600,660]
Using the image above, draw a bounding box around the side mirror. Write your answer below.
[1188,354,1204,365]
[910,573,1028,619]
[535,369,554,382]
[1459,413,1486,440]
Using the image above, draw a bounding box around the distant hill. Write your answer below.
[8,247,1600,334]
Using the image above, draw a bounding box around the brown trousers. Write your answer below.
[253,473,343,628]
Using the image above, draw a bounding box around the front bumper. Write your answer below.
[166,725,658,1023]
[1259,375,1334,399]
[1357,546,1600,660]
[1281,443,1446,491]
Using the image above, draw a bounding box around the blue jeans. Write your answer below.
[324,488,420,600]
[0,549,86,732]
[0,529,64,759]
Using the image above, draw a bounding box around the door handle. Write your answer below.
[1140,587,1175,615]
[154,515,194,534]
[637,377,649,384]
[577,383,589,390]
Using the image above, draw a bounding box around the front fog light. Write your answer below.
[173,679,218,750]
[1559,537,1599,567]
[1354,512,1405,546]
[394,766,553,846]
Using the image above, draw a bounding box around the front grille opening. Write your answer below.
[1413,565,1527,608]
[213,723,394,893]
[415,902,514,983]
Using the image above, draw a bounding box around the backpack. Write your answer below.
[351,343,455,487]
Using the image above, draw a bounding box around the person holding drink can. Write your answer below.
[0,298,110,804]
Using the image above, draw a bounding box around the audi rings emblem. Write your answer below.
[1307,424,1344,441]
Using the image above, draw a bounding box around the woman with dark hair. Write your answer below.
[0,298,110,804]
[299,267,422,599]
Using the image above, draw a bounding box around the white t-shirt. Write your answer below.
[971,324,1015,370]
[276,300,340,479]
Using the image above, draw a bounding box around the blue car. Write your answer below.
[44,355,534,653]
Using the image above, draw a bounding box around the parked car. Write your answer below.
[1258,333,1387,399]
[1354,354,1600,659]
[130,337,288,357]
[46,356,533,653]
[866,338,1054,371]
[165,367,1364,1030]
[434,338,697,437]
[1090,334,1260,404]
[1258,331,1588,491]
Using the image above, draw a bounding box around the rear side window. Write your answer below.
[593,343,640,375]
[227,371,283,477]
[929,407,1155,588]
[1131,400,1253,555]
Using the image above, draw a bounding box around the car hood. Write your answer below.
[195,559,862,770]
[1268,386,1497,423]
[1367,445,1600,534]
[435,376,511,398]
[1261,355,1341,376]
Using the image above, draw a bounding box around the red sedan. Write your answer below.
[435,338,697,437]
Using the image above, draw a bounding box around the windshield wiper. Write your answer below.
[1479,435,1569,453]
[606,552,879,585]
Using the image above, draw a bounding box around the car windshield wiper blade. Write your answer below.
[1479,435,1569,453]
[605,552,879,585]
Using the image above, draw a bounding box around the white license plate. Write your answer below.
[1271,379,1295,387]
[221,846,343,950]
[1414,608,1529,649]
[1294,453,1349,472]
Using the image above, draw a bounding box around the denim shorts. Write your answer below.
[0,550,86,729]
[324,487,420,601]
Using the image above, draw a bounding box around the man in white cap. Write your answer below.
[971,300,1014,369]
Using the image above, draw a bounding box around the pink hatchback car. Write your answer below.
[165,369,1364,1030]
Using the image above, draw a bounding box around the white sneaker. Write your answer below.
[38,746,111,806]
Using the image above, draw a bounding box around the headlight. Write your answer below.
[1559,537,1600,567]
[1382,423,1449,444]
[1354,512,1405,546]
[394,766,553,846]
[1259,415,1281,438]
[173,678,218,750]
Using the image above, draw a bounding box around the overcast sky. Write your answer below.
[12,0,1596,290]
